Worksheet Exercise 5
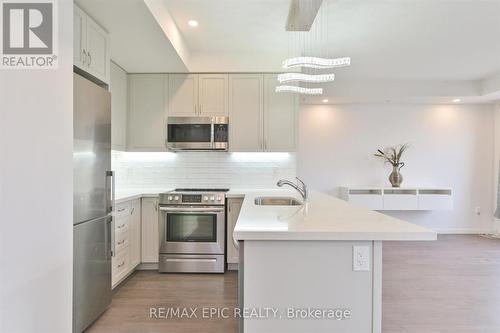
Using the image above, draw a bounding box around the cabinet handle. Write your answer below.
[118,261,125,268]
[155,201,158,212]
[117,223,126,229]
[117,207,126,212]
[199,104,202,115]
[130,207,134,215]
[82,49,87,64]
[117,240,125,245]
[88,52,92,66]
[228,202,231,213]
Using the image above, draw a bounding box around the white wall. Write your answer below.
[112,152,296,190]
[494,104,500,233]
[0,1,73,332]
[298,104,495,233]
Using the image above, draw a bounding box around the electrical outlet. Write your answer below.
[475,206,481,216]
[353,246,370,271]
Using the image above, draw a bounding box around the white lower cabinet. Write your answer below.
[129,199,141,268]
[111,199,141,288]
[227,197,244,266]
[141,197,159,263]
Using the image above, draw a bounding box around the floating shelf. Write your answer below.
[339,187,453,211]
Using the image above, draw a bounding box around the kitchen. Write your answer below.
[1,0,500,333]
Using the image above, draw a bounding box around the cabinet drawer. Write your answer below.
[418,195,453,210]
[115,228,129,253]
[383,194,418,210]
[114,202,130,218]
[112,248,130,284]
[349,195,383,210]
[114,217,129,233]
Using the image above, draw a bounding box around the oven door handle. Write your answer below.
[159,207,225,213]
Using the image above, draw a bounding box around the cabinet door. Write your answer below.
[128,74,166,151]
[168,74,198,116]
[264,74,297,152]
[229,74,263,152]
[110,62,127,151]
[86,17,110,83]
[199,74,228,116]
[129,199,141,268]
[227,198,243,264]
[141,198,159,263]
[73,5,86,70]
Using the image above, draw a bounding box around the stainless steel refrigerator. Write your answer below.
[73,73,113,333]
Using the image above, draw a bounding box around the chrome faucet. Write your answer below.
[277,177,308,201]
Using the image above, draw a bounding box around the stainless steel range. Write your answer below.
[158,188,229,273]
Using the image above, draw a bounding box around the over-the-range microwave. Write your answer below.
[166,116,229,151]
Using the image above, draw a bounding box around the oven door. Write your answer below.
[159,206,225,255]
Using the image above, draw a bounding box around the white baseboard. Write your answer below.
[227,263,239,271]
[137,262,159,270]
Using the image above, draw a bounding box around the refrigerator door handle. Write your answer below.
[106,171,116,257]
[106,171,115,214]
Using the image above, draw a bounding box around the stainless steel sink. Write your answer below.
[254,197,303,206]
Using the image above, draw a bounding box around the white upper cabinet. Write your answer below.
[73,4,110,84]
[229,74,297,152]
[127,74,167,152]
[73,6,86,69]
[86,19,110,83]
[229,74,264,152]
[110,62,127,151]
[199,74,229,117]
[263,74,297,152]
[168,74,198,116]
[168,74,228,117]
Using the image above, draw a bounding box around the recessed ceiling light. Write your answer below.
[188,20,199,27]
[453,98,461,103]
[322,99,329,103]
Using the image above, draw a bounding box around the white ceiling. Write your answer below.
[163,0,500,81]
[75,0,187,72]
[76,0,500,102]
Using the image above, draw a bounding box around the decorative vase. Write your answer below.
[389,164,404,187]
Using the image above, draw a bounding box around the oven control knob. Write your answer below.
[210,196,215,201]
[168,196,173,201]
[203,196,209,201]
[174,196,179,201]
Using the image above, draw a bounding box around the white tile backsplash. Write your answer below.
[112,151,296,190]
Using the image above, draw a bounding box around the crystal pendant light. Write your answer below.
[282,56,350,70]
[275,86,323,95]
[277,73,335,83]
[276,0,351,95]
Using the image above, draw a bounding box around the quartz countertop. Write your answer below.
[232,190,437,241]
[115,188,174,204]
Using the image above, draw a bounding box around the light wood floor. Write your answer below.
[87,235,500,333]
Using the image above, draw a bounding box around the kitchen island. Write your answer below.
[232,190,436,333]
